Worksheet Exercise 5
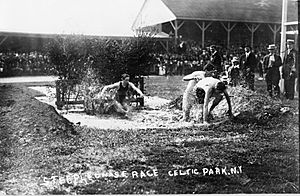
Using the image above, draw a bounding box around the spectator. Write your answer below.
[282,39,298,100]
[240,46,257,91]
[262,44,282,98]
[228,57,241,87]
[204,45,223,78]
[257,52,265,80]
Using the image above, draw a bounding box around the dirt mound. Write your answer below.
[215,86,282,115]
[167,86,283,123]
[0,84,80,195]
[0,84,76,136]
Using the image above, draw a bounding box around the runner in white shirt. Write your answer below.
[182,71,206,121]
[193,77,233,125]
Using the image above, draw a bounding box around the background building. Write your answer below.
[132,0,298,50]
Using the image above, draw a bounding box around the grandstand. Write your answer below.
[132,0,298,49]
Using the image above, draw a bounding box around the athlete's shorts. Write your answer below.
[195,88,205,104]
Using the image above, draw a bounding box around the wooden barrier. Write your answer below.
[55,79,83,110]
[127,75,145,107]
[55,76,145,110]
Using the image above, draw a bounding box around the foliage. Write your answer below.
[81,66,104,114]
[45,34,156,113]
[46,34,156,84]
[46,35,89,81]
[122,36,157,80]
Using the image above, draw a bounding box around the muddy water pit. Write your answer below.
[28,86,201,130]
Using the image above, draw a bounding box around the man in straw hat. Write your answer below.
[282,39,298,100]
[262,44,282,98]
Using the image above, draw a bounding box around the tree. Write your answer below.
[46,34,156,113]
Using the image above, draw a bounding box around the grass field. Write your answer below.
[0,75,299,194]
[144,75,278,100]
[144,75,187,100]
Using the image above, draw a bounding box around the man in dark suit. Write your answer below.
[262,44,282,97]
[203,45,222,78]
[239,46,257,91]
[282,39,298,100]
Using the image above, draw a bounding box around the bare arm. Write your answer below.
[183,74,194,81]
[129,82,144,97]
[100,82,119,97]
[223,90,233,116]
[203,87,212,123]
[183,71,205,81]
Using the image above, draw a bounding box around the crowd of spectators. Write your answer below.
[151,41,276,76]
[0,51,52,77]
[0,41,277,78]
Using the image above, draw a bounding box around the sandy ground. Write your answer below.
[28,86,192,130]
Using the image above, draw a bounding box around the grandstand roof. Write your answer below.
[133,0,298,29]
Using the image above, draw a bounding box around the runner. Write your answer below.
[193,77,233,125]
[182,71,206,122]
[100,74,144,115]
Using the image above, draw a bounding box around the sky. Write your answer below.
[0,0,145,36]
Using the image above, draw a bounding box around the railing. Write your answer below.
[55,79,84,110]
[55,76,145,110]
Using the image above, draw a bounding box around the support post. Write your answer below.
[0,36,8,47]
[280,0,287,59]
[195,21,212,48]
[159,40,168,52]
[268,24,281,44]
[245,23,261,48]
[166,40,169,52]
[279,0,288,93]
[174,20,178,47]
[138,76,144,106]
[170,20,185,50]
[221,22,237,49]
